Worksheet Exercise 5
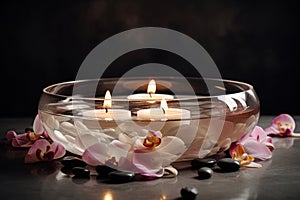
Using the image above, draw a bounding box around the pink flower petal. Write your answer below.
[82,142,109,166]
[265,136,273,144]
[6,130,17,143]
[133,149,164,177]
[108,140,131,161]
[52,141,66,159]
[33,114,45,135]
[243,140,272,160]
[24,139,65,163]
[265,114,295,136]
[12,133,31,147]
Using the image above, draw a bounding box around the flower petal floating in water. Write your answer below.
[25,139,66,163]
[265,114,300,137]
[143,130,162,148]
[82,129,185,177]
[82,140,131,168]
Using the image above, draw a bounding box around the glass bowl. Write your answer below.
[38,77,259,166]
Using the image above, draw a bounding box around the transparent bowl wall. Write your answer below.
[38,77,260,162]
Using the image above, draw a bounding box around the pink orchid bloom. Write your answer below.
[265,114,299,137]
[25,139,66,163]
[6,114,66,163]
[230,126,274,160]
[82,130,185,177]
[6,115,48,147]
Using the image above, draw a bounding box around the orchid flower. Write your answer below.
[25,139,66,163]
[230,143,254,166]
[6,115,49,147]
[265,114,300,137]
[83,130,185,177]
[6,114,66,163]
[230,126,274,163]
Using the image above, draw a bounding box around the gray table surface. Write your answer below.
[1,116,300,200]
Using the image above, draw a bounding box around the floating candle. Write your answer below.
[127,79,174,101]
[82,90,131,121]
[137,98,190,121]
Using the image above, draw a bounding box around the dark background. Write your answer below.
[0,0,299,117]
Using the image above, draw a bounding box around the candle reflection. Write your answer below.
[160,194,167,200]
[103,191,113,200]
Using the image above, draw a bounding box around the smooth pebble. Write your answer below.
[217,158,241,172]
[96,165,116,177]
[108,171,135,183]
[60,156,87,168]
[60,166,73,175]
[197,167,213,179]
[71,167,90,178]
[180,186,198,200]
[191,158,216,169]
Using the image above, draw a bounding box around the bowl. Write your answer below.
[38,77,259,168]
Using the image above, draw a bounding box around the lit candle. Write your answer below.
[82,90,131,121]
[137,98,190,121]
[127,79,174,101]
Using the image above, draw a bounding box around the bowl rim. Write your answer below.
[42,77,254,101]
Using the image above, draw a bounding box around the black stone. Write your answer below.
[108,171,135,183]
[217,158,241,172]
[96,165,116,177]
[60,156,87,168]
[71,167,90,178]
[60,166,73,175]
[180,186,198,200]
[191,158,216,169]
[197,167,213,179]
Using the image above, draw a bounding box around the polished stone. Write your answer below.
[197,167,213,179]
[71,167,90,178]
[191,158,216,169]
[217,158,241,172]
[107,171,135,183]
[180,186,198,200]
[60,156,87,168]
[95,165,116,177]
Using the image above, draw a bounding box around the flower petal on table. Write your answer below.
[12,133,31,147]
[229,143,254,165]
[52,141,66,159]
[6,130,17,143]
[265,114,295,137]
[244,162,262,168]
[24,139,65,163]
[238,126,265,144]
[243,140,272,160]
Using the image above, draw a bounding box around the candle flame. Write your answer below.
[147,79,156,95]
[160,98,168,110]
[103,90,112,109]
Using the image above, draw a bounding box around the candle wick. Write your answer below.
[105,108,108,113]
[149,93,152,98]
[162,108,165,114]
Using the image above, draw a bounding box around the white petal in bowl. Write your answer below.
[79,134,99,149]
[60,122,77,136]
